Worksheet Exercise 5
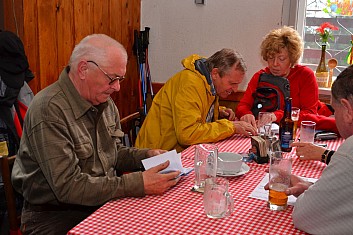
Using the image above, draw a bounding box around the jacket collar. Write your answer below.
[58,68,99,119]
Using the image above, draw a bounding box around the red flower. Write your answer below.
[316,22,339,44]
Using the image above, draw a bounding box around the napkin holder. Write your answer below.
[250,136,269,164]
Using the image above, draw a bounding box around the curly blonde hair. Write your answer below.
[260,26,303,65]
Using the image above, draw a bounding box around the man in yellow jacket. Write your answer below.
[136,48,257,152]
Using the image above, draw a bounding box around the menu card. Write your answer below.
[142,150,193,176]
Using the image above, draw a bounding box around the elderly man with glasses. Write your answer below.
[11,34,180,235]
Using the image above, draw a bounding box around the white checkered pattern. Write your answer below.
[68,135,343,235]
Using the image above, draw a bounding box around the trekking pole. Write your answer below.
[133,30,143,110]
[138,30,148,115]
[134,30,148,116]
[143,27,154,100]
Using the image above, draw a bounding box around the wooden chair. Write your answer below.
[120,110,144,147]
[0,154,22,235]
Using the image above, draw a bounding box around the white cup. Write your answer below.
[203,177,234,218]
[300,121,316,143]
[218,152,243,174]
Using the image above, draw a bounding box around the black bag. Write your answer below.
[251,73,290,117]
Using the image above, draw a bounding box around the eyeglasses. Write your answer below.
[87,60,125,85]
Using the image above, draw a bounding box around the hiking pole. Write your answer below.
[133,30,143,111]
[134,30,148,116]
[142,27,154,100]
[138,30,148,116]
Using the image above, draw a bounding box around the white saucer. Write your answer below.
[217,163,250,177]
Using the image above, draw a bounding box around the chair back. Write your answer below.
[120,110,144,147]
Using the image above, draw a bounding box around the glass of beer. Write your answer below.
[268,151,292,211]
[291,107,300,139]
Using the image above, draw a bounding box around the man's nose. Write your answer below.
[111,81,121,91]
[232,85,239,93]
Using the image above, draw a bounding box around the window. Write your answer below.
[297,0,353,77]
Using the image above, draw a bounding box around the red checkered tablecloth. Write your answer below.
[68,135,343,235]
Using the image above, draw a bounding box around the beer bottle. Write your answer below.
[279,97,294,152]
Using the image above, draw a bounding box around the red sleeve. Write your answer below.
[236,71,262,119]
[289,65,319,120]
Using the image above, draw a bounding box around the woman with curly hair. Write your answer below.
[236,26,337,134]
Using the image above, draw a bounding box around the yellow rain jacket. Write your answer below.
[135,54,235,152]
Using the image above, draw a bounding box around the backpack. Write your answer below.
[0,30,34,156]
[251,73,290,118]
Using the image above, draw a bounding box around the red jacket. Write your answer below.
[236,65,338,133]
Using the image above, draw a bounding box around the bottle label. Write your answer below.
[280,131,292,149]
[315,72,329,88]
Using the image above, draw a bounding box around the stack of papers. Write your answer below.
[142,150,193,176]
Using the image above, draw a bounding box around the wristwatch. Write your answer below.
[321,149,330,163]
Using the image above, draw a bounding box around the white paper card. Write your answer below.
[250,173,318,206]
[142,150,193,176]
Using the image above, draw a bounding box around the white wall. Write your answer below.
[141,0,290,91]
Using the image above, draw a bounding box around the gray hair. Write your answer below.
[332,65,353,103]
[69,34,127,70]
[206,48,247,77]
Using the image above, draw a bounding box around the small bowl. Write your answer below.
[218,152,243,173]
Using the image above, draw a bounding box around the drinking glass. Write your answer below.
[300,121,316,143]
[258,112,272,137]
[268,151,292,211]
[203,177,234,218]
[291,107,300,139]
[193,144,218,193]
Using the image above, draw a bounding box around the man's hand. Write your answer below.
[240,114,257,129]
[146,149,168,158]
[142,161,181,195]
[291,142,326,161]
[264,174,313,198]
[219,108,236,121]
[233,121,257,137]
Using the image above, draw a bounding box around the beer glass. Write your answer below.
[203,177,234,218]
[193,144,218,193]
[268,151,292,211]
[291,107,300,139]
[300,121,316,143]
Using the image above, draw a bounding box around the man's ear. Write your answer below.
[211,68,219,81]
[341,98,353,124]
[77,61,88,79]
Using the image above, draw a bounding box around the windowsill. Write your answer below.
[319,87,331,96]
[318,76,336,96]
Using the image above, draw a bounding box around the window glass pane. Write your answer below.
[302,0,353,76]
